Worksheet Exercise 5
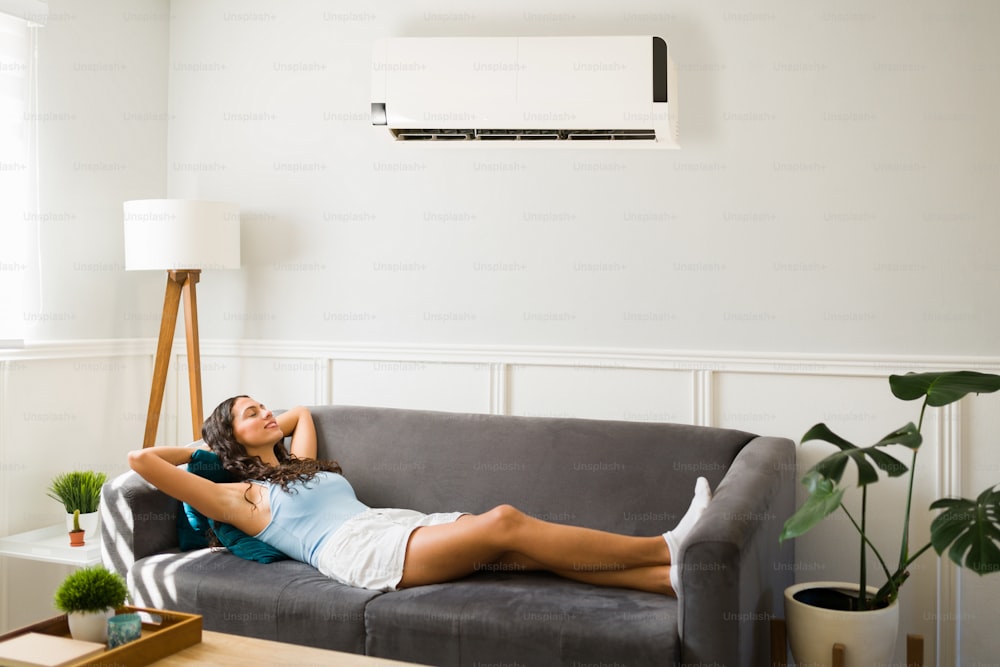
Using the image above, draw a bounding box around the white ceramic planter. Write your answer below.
[65,511,100,536]
[785,581,899,667]
[67,608,113,643]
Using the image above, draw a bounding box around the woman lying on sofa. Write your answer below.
[128,395,712,597]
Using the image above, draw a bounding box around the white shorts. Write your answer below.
[316,508,466,591]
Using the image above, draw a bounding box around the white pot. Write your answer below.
[67,608,114,643]
[65,511,100,536]
[785,581,899,667]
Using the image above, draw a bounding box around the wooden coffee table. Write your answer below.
[151,630,426,665]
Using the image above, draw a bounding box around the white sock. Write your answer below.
[664,477,712,595]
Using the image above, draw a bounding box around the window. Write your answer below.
[0,2,44,347]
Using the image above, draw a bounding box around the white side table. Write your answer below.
[0,524,101,567]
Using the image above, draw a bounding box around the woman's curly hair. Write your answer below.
[202,395,342,492]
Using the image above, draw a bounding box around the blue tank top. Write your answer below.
[252,472,369,567]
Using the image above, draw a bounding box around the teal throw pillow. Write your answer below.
[177,448,288,563]
[176,447,230,550]
[212,521,289,564]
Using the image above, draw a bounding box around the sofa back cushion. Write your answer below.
[310,406,755,536]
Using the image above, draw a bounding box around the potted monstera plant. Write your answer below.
[780,370,1000,666]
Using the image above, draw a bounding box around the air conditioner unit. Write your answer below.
[371,36,678,148]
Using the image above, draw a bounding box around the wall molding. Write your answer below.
[5,338,999,376]
[935,402,962,666]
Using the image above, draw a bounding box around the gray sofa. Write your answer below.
[101,405,795,666]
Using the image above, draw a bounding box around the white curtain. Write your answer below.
[0,0,46,26]
[0,4,42,346]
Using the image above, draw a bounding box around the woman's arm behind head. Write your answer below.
[278,405,317,460]
[127,447,262,532]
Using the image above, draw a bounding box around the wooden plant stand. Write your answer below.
[770,618,925,667]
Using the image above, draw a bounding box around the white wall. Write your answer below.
[162,0,1000,356]
[22,0,1000,357]
[3,0,1000,664]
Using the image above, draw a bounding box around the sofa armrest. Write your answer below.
[100,469,180,579]
[678,435,796,667]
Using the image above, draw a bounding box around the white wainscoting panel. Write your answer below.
[507,364,693,423]
[956,398,1000,665]
[3,355,147,531]
[330,359,492,414]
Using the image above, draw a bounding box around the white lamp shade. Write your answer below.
[123,199,240,271]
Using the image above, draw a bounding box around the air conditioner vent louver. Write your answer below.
[372,36,679,149]
[391,129,657,142]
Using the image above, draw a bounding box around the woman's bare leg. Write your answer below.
[398,477,712,595]
[489,552,674,595]
[553,565,673,595]
[398,505,670,592]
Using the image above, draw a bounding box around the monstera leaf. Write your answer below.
[779,423,915,542]
[891,371,1000,407]
[780,471,845,542]
[930,486,1000,575]
[802,422,916,486]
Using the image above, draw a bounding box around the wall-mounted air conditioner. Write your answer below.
[371,36,678,147]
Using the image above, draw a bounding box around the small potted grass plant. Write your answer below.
[46,470,107,535]
[54,565,129,642]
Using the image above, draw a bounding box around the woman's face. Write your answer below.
[229,397,283,450]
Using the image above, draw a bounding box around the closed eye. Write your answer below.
[243,403,266,419]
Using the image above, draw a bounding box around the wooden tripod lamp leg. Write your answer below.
[142,273,184,448]
[142,270,205,447]
[181,270,203,441]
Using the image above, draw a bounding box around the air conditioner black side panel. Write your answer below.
[653,36,667,103]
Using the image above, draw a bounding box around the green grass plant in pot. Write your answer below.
[779,371,1000,666]
[54,565,129,643]
[46,470,107,535]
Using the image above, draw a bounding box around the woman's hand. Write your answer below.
[277,406,317,460]
[128,446,197,467]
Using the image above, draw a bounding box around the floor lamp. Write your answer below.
[124,199,240,447]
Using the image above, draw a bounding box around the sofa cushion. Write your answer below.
[312,407,753,536]
[364,571,677,667]
[129,550,379,653]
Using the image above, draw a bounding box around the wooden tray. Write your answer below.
[0,606,202,666]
